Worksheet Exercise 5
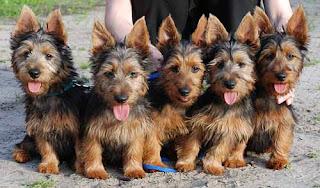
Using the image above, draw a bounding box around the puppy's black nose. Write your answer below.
[28,68,40,79]
[178,87,190,97]
[114,94,128,103]
[275,72,287,82]
[224,80,236,89]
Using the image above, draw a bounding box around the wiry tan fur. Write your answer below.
[176,13,259,175]
[143,15,207,170]
[11,6,83,174]
[247,6,308,170]
[79,18,153,179]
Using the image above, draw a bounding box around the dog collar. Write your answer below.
[45,80,92,97]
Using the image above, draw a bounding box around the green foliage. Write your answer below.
[308,152,320,158]
[284,163,292,169]
[81,75,90,83]
[80,62,90,70]
[304,58,320,67]
[25,179,56,188]
[0,0,104,19]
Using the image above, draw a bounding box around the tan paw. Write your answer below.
[38,163,59,174]
[267,158,289,170]
[175,162,195,172]
[85,169,109,179]
[124,169,146,179]
[224,159,246,168]
[12,148,30,163]
[203,164,225,175]
[74,161,84,175]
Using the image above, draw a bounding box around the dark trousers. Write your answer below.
[131,0,260,45]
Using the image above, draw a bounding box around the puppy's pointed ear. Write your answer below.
[13,6,39,37]
[126,17,150,57]
[236,12,260,52]
[206,14,229,45]
[286,6,308,45]
[45,9,67,43]
[253,6,273,35]
[157,15,181,52]
[92,20,116,55]
[191,15,207,47]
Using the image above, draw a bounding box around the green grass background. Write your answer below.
[0,0,104,19]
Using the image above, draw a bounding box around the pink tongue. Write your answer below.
[28,81,41,93]
[113,104,130,121]
[224,92,238,105]
[274,84,287,94]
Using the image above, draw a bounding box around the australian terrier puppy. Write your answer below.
[175,13,259,175]
[11,6,85,174]
[246,6,308,170]
[79,18,152,179]
[142,15,207,169]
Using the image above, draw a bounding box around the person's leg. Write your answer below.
[131,0,189,44]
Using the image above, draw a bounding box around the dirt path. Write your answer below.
[0,1,319,187]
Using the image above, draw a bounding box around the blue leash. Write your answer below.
[143,153,205,173]
[143,164,178,173]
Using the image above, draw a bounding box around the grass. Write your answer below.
[80,62,90,70]
[304,58,320,67]
[284,163,292,169]
[0,58,10,63]
[15,92,22,102]
[0,0,104,19]
[308,152,320,158]
[81,75,90,83]
[25,179,56,188]
[313,114,320,125]
[78,46,86,51]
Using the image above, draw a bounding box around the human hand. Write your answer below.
[277,88,295,106]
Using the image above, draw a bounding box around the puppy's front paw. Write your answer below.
[267,157,289,170]
[85,169,109,179]
[175,162,195,172]
[224,159,246,168]
[124,169,146,179]
[38,163,59,174]
[13,148,31,163]
[203,164,225,175]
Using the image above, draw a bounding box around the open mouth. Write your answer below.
[28,81,42,93]
[224,92,238,105]
[178,97,190,103]
[274,83,288,94]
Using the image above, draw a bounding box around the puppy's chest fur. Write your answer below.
[153,104,189,142]
[189,93,254,145]
[85,97,152,150]
[248,95,296,153]
[26,95,79,137]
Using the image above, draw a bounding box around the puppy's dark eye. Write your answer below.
[45,54,53,60]
[105,71,115,78]
[130,71,138,78]
[24,51,31,58]
[191,66,200,73]
[217,62,225,69]
[238,62,245,68]
[286,54,295,60]
[266,54,275,61]
[170,66,180,73]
